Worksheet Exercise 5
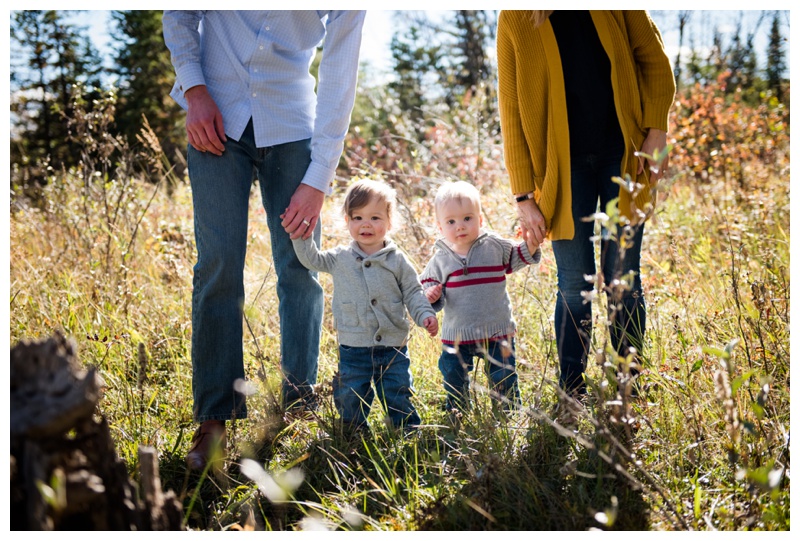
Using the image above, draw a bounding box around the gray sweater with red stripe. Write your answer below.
[420,231,541,345]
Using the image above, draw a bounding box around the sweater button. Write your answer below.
[356,257,363,262]
[375,335,382,342]
[371,299,377,305]
[364,261,371,268]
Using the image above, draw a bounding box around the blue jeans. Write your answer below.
[551,148,645,395]
[333,345,421,429]
[438,339,521,412]
[188,120,323,421]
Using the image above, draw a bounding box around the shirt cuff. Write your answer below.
[301,160,336,195]
[175,63,206,95]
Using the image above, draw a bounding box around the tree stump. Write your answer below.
[10,332,183,530]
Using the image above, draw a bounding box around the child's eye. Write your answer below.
[352,216,362,221]
[464,216,471,222]
[447,220,455,225]
[371,216,382,221]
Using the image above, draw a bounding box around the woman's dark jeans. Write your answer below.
[551,148,646,395]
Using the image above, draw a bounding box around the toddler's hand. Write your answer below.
[422,316,438,337]
[425,284,442,303]
[524,229,542,255]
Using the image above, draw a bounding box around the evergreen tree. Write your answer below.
[111,10,186,181]
[388,11,497,124]
[765,11,787,102]
[725,23,748,92]
[451,10,494,98]
[673,11,692,90]
[723,12,767,102]
[451,10,497,125]
[709,29,726,81]
[684,35,708,87]
[10,10,102,184]
[389,21,442,129]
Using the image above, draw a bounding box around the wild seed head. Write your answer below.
[137,342,148,391]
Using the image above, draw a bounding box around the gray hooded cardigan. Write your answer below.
[292,237,435,348]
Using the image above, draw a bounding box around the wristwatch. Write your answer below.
[515,192,535,203]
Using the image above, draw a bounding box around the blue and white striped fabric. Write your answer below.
[163,10,365,194]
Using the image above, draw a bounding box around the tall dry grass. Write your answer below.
[9,83,789,530]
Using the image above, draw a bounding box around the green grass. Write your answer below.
[9,116,789,531]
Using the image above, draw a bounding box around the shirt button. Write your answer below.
[356,257,363,262]
[371,299,377,306]
[253,68,258,73]
[376,335,382,342]
[252,93,257,97]
[265,26,270,31]
[364,261,371,268]
[259,45,264,50]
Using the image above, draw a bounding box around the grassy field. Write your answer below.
[9,87,789,530]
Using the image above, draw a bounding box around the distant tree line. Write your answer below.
[9,10,789,193]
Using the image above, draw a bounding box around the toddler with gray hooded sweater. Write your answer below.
[421,181,541,414]
[292,179,437,431]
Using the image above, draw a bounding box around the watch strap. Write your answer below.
[515,192,534,203]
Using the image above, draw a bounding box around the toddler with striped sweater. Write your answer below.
[421,181,541,413]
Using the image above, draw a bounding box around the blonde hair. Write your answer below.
[433,181,482,217]
[530,11,554,28]
[342,178,397,224]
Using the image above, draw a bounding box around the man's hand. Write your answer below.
[638,128,669,182]
[281,184,326,240]
[422,316,439,337]
[425,284,442,304]
[185,85,226,156]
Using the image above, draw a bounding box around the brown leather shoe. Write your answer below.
[186,421,227,471]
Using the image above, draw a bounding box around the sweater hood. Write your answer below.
[350,239,397,260]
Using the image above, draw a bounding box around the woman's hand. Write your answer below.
[517,196,547,246]
[639,128,669,182]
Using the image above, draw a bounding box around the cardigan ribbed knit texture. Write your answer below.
[420,231,540,345]
[292,237,435,348]
[497,10,676,240]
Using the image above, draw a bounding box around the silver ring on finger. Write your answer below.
[302,219,311,227]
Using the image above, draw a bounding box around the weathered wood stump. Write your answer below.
[10,332,183,530]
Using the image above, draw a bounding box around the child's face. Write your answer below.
[436,198,482,253]
[346,196,391,255]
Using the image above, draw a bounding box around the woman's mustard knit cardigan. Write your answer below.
[497,10,676,241]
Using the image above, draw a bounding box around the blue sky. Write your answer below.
[67,10,401,78]
[67,10,790,82]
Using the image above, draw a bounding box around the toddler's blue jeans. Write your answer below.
[438,338,520,412]
[334,345,421,429]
